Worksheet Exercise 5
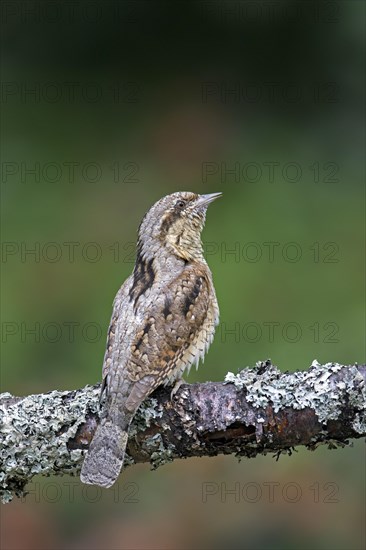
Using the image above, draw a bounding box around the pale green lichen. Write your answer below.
[131,402,176,470]
[225,360,366,425]
[352,412,366,435]
[0,385,99,503]
[129,397,164,437]
[147,434,175,470]
[0,384,173,502]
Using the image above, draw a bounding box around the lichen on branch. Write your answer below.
[1,360,365,503]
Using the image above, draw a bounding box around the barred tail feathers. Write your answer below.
[80,418,129,488]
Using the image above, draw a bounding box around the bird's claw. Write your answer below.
[170,378,185,401]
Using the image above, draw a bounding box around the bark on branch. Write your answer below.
[1,360,365,503]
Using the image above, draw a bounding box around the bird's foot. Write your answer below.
[170,378,186,401]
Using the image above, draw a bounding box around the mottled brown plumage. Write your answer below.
[80,191,221,487]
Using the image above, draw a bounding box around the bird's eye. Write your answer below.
[175,200,186,209]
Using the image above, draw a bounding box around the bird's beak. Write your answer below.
[195,192,222,208]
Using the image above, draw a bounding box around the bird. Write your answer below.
[80,191,221,488]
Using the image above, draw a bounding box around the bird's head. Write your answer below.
[137,191,222,262]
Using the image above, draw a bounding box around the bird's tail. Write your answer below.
[80,417,129,488]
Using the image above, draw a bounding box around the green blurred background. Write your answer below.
[1,1,365,549]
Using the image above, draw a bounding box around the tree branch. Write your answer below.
[1,360,365,503]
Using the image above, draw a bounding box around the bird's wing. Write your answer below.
[100,276,133,396]
[123,264,213,412]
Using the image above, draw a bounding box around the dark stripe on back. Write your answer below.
[129,248,155,309]
[135,321,152,350]
[163,296,172,319]
[182,276,203,315]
